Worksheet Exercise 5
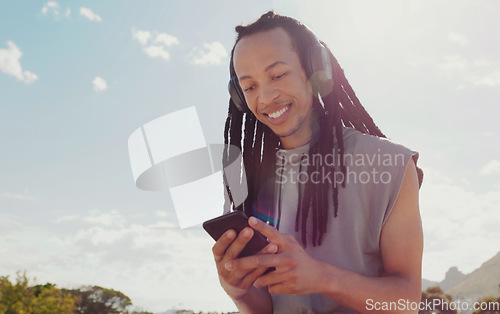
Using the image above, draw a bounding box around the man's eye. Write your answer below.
[274,72,287,80]
[243,86,255,93]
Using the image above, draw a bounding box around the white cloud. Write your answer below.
[419,167,500,281]
[144,45,170,60]
[131,29,180,61]
[53,214,80,223]
[437,55,500,88]
[53,210,126,226]
[92,76,108,92]
[0,209,236,312]
[482,132,498,138]
[472,59,494,67]
[148,220,177,229]
[82,209,125,226]
[41,2,71,19]
[406,53,430,67]
[156,210,168,217]
[439,55,469,72]
[469,70,500,87]
[42,1,59,15]
[75,225,129,245]
[480,159,500,175]
[155,33,179,47]
[190,42,228,65]
[0,191,37,201]
[0,41,38,84]
[79,7,102,22]
[448,32,468,46]
[132,29,151,45]
[23,71,38,83]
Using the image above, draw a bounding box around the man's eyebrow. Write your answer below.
[238,61,288,81]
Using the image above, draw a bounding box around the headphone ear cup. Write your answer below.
[228,76,251,113]
[307,44,334,97]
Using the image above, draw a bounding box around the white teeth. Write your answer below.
[268,106,289,119]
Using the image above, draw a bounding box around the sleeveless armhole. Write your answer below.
[382,150,420,227]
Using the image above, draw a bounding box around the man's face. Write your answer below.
[233,27,314,149]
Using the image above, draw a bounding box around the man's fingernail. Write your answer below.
[267,244,276,253]
[243,228,251,237]
[249,217,258,225]
[227,230,234,238]
[225,262,232,270]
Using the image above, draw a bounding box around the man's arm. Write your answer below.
[231,285,273,314]
[227,158,423,313]
[319,157,423,312]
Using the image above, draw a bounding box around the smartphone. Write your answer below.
[203,211,270,258]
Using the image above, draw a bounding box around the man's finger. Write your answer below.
[222,227,254,262]
[225,252,286,271]
[267,282,290,295]
[248,216,285,246]
[219,242,277,286]
[256,242,278,256]
[212,229,236,262]
[239,266,272,289]
[255,268,288,288]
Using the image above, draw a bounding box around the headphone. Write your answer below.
[228,25,334,114]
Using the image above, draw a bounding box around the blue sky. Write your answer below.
[1,0,499,312]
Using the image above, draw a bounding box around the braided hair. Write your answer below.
[223,11,423,247]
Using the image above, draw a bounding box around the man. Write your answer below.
[212,11,423,313]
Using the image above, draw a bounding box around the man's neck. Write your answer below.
[280,136,311,149]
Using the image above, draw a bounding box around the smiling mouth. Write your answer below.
[266,104,290,119]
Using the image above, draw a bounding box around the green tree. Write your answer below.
[31,286,77,314]
[32,283,56,297]
[0,271,34,313]
[473,283,500,314]
[63,285,132,314]
[1,272,151,314]
[420,286,457,314]
[0,272,77,314]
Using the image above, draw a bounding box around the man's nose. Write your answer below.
[258,84,279,106]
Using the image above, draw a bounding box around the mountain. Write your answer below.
[422,278,439,291]
[422,251,500,301]
[448,251,500,300]
[441,266,466,292]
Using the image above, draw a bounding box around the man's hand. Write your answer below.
[224,217,327,296]
[212,226,277,301]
